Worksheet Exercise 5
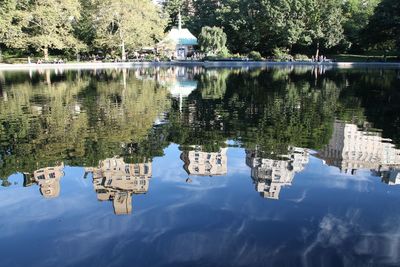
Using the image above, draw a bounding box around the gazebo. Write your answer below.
[158,12,198,59]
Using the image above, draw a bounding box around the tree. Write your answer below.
[162,0,194,31]
[217,0,264,54]
[0,0,27,59]
[74,0,98,51]
[198,26,228,56]
[300,0,345,58]
[341,0,380,52]
[22,0,84,60]
[93,0,166,61]
[364,0,400,53]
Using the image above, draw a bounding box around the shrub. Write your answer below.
[217,47,230,58]
[199,26,229,56]
[248,51,263,61]
[272,48,293,62]
[144,54,156,61]
[294,54,310,61]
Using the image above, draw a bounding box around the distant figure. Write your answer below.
[311,55,315,62]
[28,57,31,64]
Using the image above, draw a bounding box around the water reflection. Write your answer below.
[374,168,400,185]
[23,164,64,198]
[181,146,228,176]
[318,121,400,186]
[246,147,309,199]
[85,158,152,215]
[1,66,400,266]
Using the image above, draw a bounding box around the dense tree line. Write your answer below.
[0,0,398,59]
[163,0,399,56]
[0,0,166,60]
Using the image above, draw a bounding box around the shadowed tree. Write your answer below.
[364,0,400,53]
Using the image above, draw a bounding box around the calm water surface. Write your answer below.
[1,66,400,267]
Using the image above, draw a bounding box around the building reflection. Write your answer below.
[372,168,400,186]
[134,66,200,112]
[23,164,65,198]
[84,157,152,215]
[181,146,228,176]
[246,147,309,199]
[318,121,400,177]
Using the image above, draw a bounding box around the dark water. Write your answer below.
[1,66,400,267]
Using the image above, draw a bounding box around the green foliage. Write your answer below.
[25,0,84,59]
[0,0,27,49]
[92,0,166,60]
[294,54,310,61]
[301,0,345,55]
[364,0,400,52]
[341,0,380,52]
[0,0,399,63]
[198,26,229,56]
[248,51,262,61]
[273,48,293,62]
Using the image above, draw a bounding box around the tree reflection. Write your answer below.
[0,69,170,182]
[1,66,400,197]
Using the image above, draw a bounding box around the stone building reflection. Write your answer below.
[84,157,152,215]
[318,121,400,179]
[372,168,400,186]
[23,163,65,198]
[246,147,309,199]
[181,146,228,176]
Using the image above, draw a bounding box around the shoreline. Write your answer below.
[0,60,400,70]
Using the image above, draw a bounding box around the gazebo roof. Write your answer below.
[165,28,198,46]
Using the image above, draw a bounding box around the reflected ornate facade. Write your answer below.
[246,147,309,199]
[84,157,152,215]
[181,146,228,176]
[23,164,65,198]
[318,121,400,174]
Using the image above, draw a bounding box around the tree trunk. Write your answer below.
[315,42,320,60]
[121,41,126,62]
[43,47,49,61]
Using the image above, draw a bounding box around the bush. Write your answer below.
[294,54,310,61]
[217,47,230,58]
[272,48,293,62]
[199,26,229,56]
[248,51,263,61]
[144,54,156,61]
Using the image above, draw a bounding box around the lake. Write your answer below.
[1,65,400,267]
